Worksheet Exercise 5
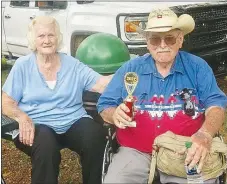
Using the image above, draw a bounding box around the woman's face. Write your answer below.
[34,23,58,55]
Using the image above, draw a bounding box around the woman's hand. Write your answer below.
[112,103,133,129]
[18,114,35,146]
[185,130,212,173]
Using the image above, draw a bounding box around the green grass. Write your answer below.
[1,68,11,87]
[1,55,11,87]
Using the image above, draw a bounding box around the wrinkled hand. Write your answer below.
[185,130,212,173]
[112,103,133,129]
[18,114,35,146]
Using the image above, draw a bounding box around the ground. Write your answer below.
[1,67,227,184]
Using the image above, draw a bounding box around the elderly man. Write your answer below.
[97,8,227,184]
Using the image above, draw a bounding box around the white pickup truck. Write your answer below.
[1,1,227,76]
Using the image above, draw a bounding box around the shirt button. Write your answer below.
[161,79,165,82]
[157,125,160,128]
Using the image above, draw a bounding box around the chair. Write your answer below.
[1,115,19,140]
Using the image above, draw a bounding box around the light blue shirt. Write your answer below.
[3,52,101,134]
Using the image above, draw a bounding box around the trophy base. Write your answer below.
[120,121,136,128]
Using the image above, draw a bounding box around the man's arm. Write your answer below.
[100,107,116,124]
[2,92,35,146]
[200,106,225,137]
[91,74,113,93]
[100,104,133,129]
[185,106,226,172]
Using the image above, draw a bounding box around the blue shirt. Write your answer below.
[3,52,101,134]
[97,51,227,113]
[97,51,227,153]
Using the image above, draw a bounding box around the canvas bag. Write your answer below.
[148,131,227,183]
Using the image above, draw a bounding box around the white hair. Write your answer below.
[27,16,63,51]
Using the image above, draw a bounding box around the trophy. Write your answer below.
[124,72,138,127]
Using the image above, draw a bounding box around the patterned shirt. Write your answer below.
[97,51,227,153]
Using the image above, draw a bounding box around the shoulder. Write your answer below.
[13,53,35,70]
[59,52,85,67]
[179,51,212,73]
[119,54,151,71]
[179,51,210,68]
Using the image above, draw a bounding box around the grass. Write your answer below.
[1,68,10,86]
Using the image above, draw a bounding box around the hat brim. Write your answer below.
[144,14,195,35]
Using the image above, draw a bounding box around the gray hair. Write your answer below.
[27,16,63,51]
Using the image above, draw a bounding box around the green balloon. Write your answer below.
[76,33,130,74]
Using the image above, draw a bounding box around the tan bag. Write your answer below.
[148,131,227,183]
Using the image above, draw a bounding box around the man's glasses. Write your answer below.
[148,33,180,46]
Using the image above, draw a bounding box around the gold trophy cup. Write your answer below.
[124,72,138,127]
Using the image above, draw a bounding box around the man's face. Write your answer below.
[146,29,184,64]
[34,23,58,55]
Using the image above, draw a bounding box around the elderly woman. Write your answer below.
[2,16,111,184]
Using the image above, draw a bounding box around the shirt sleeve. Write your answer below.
[97,65,127,113]
[196,62,227,109]
[76,61,101,91]
[2,59,24,103]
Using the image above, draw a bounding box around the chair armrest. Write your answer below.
[1,115,19,135]
[103,122,119,153]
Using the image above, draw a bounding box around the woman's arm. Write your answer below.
[2,92,26,121]
[91,74,113,94]
[2,92,35,146]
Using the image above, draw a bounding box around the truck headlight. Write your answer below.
[124,16,148,41]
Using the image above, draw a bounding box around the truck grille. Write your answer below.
[174,3,227,51]
[128,3,227,76]
[173,3,227,76]
[190,31,226,48]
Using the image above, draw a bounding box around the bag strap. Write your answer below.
[148,149,157,184]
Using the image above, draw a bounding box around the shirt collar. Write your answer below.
[170,52,184,74]
[139,52,184,75]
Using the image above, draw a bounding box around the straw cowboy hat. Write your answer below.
[144,7,195,35]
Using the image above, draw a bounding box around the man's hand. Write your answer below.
[185,130,212,173]
[18,114,35,146]
[112,103,133,129]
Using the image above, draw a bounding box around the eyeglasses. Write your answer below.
[148,33,180,46]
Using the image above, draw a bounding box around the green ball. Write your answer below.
[76,33,130,74]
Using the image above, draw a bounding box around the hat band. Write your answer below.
[147,26,172,30]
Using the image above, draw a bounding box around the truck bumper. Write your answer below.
[127,44,147,56]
